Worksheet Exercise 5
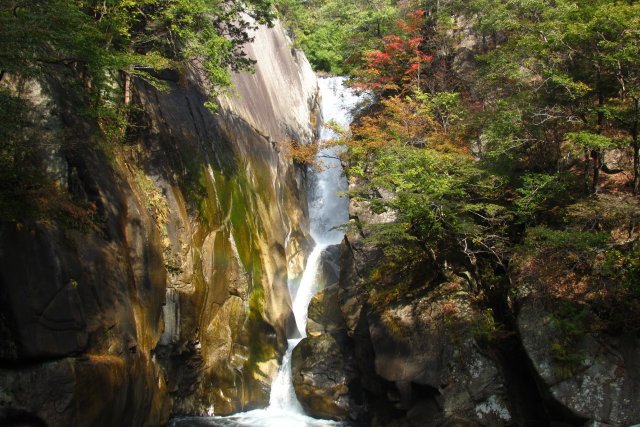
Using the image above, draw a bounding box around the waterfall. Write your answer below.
[266,76,359,414]
[171,76,359,427]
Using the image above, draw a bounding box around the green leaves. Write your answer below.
[566,132,614,151]
[521,226,609,254]
[514,173,568,222]
[275,0,398,74]
[1,0,276,97]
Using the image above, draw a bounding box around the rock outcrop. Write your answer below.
[292,197,512,425]
[518,302,640,425]
[291,281,363,421]
[294,177,640,427]
[291,331,359,420]
[0,20,318,425]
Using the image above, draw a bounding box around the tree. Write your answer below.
[479,0,640,193]
[353,9,431,94]
[275,0,398,74]
[0,0,276,98]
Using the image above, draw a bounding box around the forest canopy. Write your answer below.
[290,0,640,332]
[0,0,276,90]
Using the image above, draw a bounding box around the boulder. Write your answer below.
[367,280,512,427]
[319,244,341,288]
[306,284,345,337]
[518,302,640,425]
[0,355,168,427]
[292,277,364,421]
[291,332,361,421]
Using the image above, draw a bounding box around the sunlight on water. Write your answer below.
[171,77,361,427]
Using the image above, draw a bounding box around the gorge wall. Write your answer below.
[285,22,640,423]
[0,21,318,426]
[293,186,640,427]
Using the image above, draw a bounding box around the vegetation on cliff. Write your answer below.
[0,0,277,223]
[1,0,274,86]
[295,0,640,336]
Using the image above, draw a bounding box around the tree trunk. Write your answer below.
[591,149,601,194]
[584,148,591,193]
[592,89,606,194]
[122,71,131,106]
[633,98,639,196]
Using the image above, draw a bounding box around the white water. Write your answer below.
[171,77,359,427]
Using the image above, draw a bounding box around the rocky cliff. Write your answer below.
[0,21,318,426]
[293,187,640,427]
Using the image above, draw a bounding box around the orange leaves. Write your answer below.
[278,139,319,166]
[397,8,426,34]
[345,91,468,161]
[349,94,435,151]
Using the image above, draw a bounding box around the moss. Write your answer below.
[229,175,254,268]
[548,303,588,378]
[205,160,277,377]
[472,308,503,346]
[176,143,281,382]
[243,271,277,382]
[181,162,213,228]
[132,166,170,225]
[213,170,232,216]
[197,167,223,230]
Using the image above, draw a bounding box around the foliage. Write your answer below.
[278,139,319,166]
[352,9,431,93]
[472,308,503,346]
[0,0,276,98]
[275,0,399,74]
[593,242,640,331]
[0,89,39,221]
[336,0,640,333]
[548,302,589,378]
[0,0,277,222]
[564,195,640,234]
[514,173,569,223]
[566,132,615,151]
[521,226,609,255]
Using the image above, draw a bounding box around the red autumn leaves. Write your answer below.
[354,9,432,92]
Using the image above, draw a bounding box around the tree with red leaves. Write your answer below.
[353,9,432,94]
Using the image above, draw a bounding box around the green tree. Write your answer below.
[275,0,398,74]
[479,0,640,193]
[1,0,275,98]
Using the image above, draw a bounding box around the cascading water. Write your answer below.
[171,76,360,427]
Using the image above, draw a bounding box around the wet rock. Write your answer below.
[306,284,345,337]
[0,18,318,422]
[319,244,341,288]
[0,355,169,427]
[291,332,361,421]
[292,274,364,421]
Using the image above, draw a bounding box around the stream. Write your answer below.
[171,77,360,427]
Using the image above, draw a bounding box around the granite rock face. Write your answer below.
[518,302,640,425]
[366,282,512,427]
[0,20,318,425]
[291,332,360,421]
[295,181,640,427]
[294,234,513,426]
